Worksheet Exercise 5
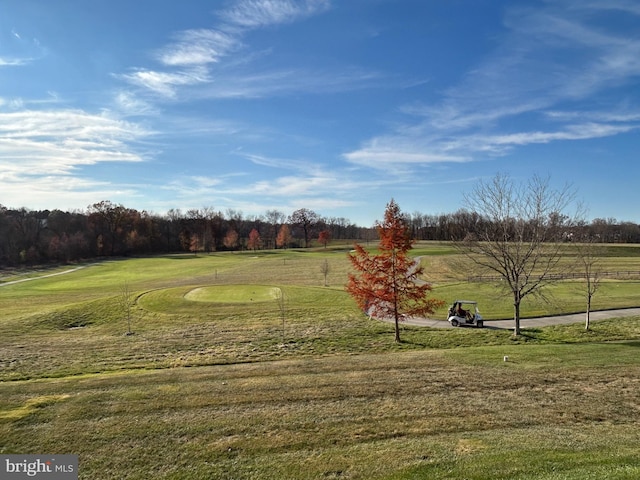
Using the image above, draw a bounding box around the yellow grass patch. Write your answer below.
[0,394,71,421]
[455,437,488,455]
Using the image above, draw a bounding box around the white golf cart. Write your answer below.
[447,300,484,328]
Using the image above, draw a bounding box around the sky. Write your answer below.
[1,0,639,226]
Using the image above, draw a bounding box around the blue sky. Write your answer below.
[1,0,639,226]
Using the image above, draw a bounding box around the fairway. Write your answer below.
[1,245,640,479]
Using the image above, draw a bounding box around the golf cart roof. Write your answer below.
[454,300,477,304]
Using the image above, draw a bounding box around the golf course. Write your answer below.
[1,242,639,479]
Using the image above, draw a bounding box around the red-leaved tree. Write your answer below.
[247,228,261,251]
[318,229,332,248]
[346,199,444,343]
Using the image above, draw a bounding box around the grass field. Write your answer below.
[1,243,640,479]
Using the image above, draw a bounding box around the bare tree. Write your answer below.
[575,237,603,330]
[320,259,330,287]
[274,287,287,343]
[289,208,319,248]
[120,280,134,335]
[265,209,286,249]
[457,173,578,335]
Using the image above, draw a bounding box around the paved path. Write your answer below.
[0,265,92,286]
[388,307,640,330]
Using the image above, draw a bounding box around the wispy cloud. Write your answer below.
[0,57,30,67]
[118,66,210,98]
[1,28,45,67]
[343,142,470,170]
[163,155,387,214]
[157,29,240,67]
[0,173,139,210]
[118,0,337,100]
[343,0,640,171]
[197,67,383,99]
[218,0,330,28]
[113,91,158,116]
[0,109,151,176]
[0,108,154,209]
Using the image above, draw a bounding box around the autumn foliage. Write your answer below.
[318,229,332,248]
[346,199,444,342]
[248,228,262,251]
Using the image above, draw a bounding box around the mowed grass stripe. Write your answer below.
[1,346,639,479]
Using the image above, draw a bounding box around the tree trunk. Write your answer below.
[513,298,521,336]
[393,287,401,343]
[585,294,591,330]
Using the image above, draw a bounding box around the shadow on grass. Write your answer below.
[163,255,202,260]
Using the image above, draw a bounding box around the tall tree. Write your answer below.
[346,199,444,343]
[223,229,239,250]
[87,201,130,256]
[265,209,286,249]
[457,173,578,335]
[247,228,262,251]
[289,208,319,248]
[276,224,291,249]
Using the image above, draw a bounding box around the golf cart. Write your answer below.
[447,300,483,328]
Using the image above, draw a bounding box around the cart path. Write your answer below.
[0,264,94,286]
[384,307,640,330]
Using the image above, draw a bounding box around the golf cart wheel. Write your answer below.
[450,319,459,327]
[476,320,484,328]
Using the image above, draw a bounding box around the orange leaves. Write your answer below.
[346,199,444,342]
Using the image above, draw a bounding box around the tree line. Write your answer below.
[0,201,370,267]
[1,199,639,267]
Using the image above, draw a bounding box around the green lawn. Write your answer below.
[1,245,640,478]
[1,344,639,479]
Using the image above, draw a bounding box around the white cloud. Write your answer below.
[118,67,210,98]
[0,57,30,66]
[0,109,150,176]
[218,0,330,28]
[487,123,637,147]
[344,145,469,170]
[158,29,240,66]
[113,91,158,116]
[197,66,383,99]
[0,108,155,210]
[0,171,142,211]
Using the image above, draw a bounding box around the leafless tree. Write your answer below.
[574,237,603,330]
[265,209,286,249]
[457,173,579,335]
[274,287,287,343]
[120,280,134,335]
[320,259,330,286]
[289,208,319,248]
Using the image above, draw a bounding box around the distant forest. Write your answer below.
[1,200,639,267]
